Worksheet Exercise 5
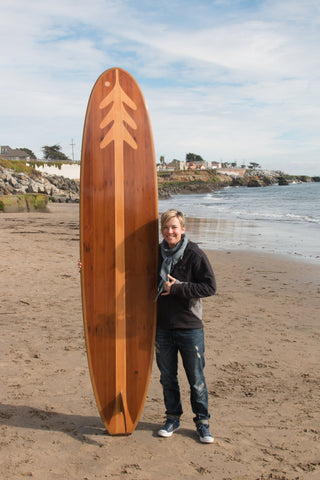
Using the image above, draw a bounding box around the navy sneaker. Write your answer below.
[196,423,214,443]
[157,419,180,437]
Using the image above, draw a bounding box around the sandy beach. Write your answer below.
[1,203,319,480]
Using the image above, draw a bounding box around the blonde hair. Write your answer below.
[161,209,185,230]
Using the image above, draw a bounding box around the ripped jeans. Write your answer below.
[155,327,210,424]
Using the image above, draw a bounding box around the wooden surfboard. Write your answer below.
[80,67,158,435]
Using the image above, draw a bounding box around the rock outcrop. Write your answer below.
[0,193,48,212]
[0,165,79,202]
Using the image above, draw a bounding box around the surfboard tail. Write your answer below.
[104,390,133,435]
[119,390,133,433]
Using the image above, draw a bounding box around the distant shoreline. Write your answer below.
[157,170,320,199]
[1,158,319,203]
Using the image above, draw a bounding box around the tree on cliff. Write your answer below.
[19,148,37,159]
[186,153,204,163]
[248,162,261,170]
[42,144,70,162]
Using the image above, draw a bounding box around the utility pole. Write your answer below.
[70,139,75,162]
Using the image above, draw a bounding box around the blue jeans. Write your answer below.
[155,327,210,424]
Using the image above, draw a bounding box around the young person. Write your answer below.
[156,209,217,443]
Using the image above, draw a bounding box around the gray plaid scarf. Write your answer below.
[155,234,188,301]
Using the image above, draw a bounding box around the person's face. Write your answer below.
[162,216,185,249]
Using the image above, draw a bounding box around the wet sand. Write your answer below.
[1,203,319,480]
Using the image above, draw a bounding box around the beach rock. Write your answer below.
[247,178,262,187]
[0,193,49,212]
[231,177,247,187]
[245,169,283,186]
[278,176,289,186]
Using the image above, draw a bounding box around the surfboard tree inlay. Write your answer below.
[80,67,158,435]
[99,69,138,151]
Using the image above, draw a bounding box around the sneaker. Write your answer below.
[157,419,180,437]
[196,423,214,444]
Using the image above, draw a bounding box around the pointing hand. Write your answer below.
[161,274,176,296]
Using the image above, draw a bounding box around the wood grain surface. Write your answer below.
[80,68,158,435]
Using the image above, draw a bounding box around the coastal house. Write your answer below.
[156,159,247,173]
[187,161,206,170]
[157,163,175,171]
[157,159,187,171]
[168,159,186,170]
[211,161,222,169]
[0,145,30,161]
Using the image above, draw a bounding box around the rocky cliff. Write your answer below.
[157,169,318,198]
[0,163,79,202]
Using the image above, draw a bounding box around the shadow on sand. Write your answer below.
[0,404,173,444]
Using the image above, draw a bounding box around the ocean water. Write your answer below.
[159,182,320,263]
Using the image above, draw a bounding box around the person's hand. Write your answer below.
[161,274,176,296]
[78,259,82,272]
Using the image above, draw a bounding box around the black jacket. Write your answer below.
[157,240,217,329]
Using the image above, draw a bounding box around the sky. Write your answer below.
[1,0,319,175]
